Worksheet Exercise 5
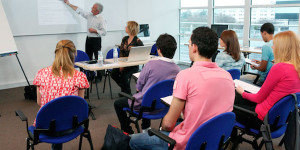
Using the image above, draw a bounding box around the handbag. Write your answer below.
[101,124,131,150]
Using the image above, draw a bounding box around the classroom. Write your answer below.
[0,0,300,149]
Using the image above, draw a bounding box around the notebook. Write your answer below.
[245,58,259,67]
[119,46,152,62]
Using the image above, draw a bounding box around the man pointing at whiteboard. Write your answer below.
[64,0,106,82]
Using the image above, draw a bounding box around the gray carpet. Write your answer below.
[0,72,284,150]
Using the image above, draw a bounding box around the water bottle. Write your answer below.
[113,48,118,63]
[98,50,103,66]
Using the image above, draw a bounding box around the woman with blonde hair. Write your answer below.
[215,30,245,70]
[232,30,300,136]
[33,40,89,150]
[111,21,144,95]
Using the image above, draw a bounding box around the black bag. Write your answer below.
[24,85,37,100]
[101,125,131,150]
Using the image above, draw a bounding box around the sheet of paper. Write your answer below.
[161,96,173,106]
[234,79,260,94]
[245,58,259,67]
[133,72,140,79]
[38,0,84,25]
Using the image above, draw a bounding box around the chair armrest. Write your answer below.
[148,129,176,150]
[234,105,257,117]
[15,110,28,121]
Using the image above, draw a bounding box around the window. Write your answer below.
[214,0,244,6]
[180,9,208,34]
[181,0,207,7]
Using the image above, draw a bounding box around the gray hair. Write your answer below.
[95,3,103,13]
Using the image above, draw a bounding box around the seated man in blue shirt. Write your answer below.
[114,34,181,134]
[251,23,274,85]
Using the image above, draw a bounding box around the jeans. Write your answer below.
[129,131,170,150]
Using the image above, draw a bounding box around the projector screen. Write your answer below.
[1,0,127,36]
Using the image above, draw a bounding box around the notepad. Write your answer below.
[234,79,260,94]
[245,58,259,67]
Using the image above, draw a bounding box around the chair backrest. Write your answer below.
[141,79,174,110]
[267,94,296,129]
[227,69,241,80]
[106,48,120,59]
[35,96,89,132]
[186,112,236,150]
[150,43,158,56]
[75,50,90,62]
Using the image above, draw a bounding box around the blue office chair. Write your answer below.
[15,96,94,150]
[227,69,241,80]
[120,79,174,133]
[150,43,158,56]
[103,48,120,99]
[233,93,298,150]
[75,50,99,99]
[148,112,236,150]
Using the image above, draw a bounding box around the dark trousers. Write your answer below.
[114,97,151,134]
[86,36,102,79]
[51,144,62,150]
[111,66,139,95]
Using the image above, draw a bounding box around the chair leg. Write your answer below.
[89,80,93,93]
[85,131,94,150]
[78,134,83,150]
[95,81,100,100]
[279,137,284,146]
[103,73,107,93]
[134,120,141,133]
[108,75,112,99]
[26,138,30,150]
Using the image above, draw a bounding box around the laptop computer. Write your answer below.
[119,46,152,62]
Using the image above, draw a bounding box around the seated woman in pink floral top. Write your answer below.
[33,40,89,150]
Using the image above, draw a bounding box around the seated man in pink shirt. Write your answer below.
[129,27,235,150]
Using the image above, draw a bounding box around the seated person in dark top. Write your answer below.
[114,33,180,134]
[111,21,144,95]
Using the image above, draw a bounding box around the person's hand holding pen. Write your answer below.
[252,59,261,64]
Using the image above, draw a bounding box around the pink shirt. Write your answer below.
[33,66,89,108]
[169,61,235,150]
[243,63,300,120]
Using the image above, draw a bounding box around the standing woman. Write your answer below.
[232,31,300,143]
[111,21,144,95]
[215,30,245,70]
[33,40,89,150]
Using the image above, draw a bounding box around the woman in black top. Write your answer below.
[111,21,144,95]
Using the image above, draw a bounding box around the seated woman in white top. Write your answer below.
[215,30,245,70]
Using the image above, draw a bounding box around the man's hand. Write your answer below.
[89,28,97,33]
[64,0,70,5]
[250,64,256,70]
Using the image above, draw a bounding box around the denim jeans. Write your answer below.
[129,131,169,150]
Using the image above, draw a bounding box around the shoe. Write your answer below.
[142,127,151,133]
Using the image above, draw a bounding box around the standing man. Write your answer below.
[251,23,274,85]
[64,0,106,82]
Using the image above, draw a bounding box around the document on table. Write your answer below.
[245,58,259,67]
[234,79,260,94]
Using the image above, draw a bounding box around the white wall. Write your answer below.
[128,0,180,61]
[0,32,124,90]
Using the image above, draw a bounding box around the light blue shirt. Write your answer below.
[215,51,245,71]
[260,40,274,80]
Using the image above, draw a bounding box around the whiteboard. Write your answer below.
[1,0,127,36]
[0,1,17,55]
